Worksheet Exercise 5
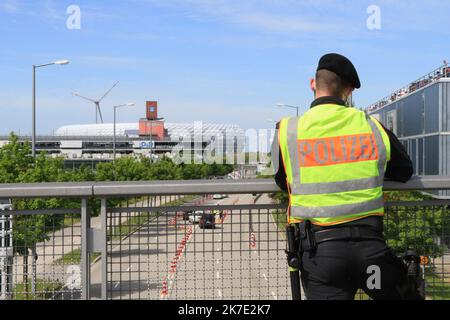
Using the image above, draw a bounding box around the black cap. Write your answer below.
[317,53,361,89]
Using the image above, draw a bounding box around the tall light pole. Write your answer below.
[113,103,135,164]
[32,59,70,157]
[276,103,300,116]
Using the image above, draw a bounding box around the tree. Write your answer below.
[0,133,33,183]
[0,135,237,297]
[384,191,447,257]
[0,135,65,296]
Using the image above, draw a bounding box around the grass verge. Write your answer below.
[271,210,287,230]
[12,279,64,300]
[53,248,101,265]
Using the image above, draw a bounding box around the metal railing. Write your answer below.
[366,63,450,113]
[0,176,449,300]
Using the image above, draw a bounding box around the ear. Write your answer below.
[310,78,316,92]
[347,87,355,97]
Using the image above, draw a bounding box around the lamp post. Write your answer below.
[276,103,300,116]
[113,103,135,164]
[32,60,69,157]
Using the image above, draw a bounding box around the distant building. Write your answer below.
[53,121,244,158]
[368,64,450,197]
[0,102,245,167]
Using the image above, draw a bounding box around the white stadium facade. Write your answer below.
[0,121,245,167]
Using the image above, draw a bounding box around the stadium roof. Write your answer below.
[55,122,244,137]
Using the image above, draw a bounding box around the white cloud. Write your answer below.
[141,0,342,34]
[225,11,326,33]
[0,0,64,20]
[1,0,19,13]
[73,55,159,69]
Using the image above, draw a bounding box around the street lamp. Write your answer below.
[113,103,135,164]
[276,103,300,116]
[32,59,70,157]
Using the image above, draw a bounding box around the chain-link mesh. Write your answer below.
[104,194,289,300]
[355,200,450,300]
[1,192,449,300]
[0,206,83,300]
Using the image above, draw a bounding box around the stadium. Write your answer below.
[0,101,245,167]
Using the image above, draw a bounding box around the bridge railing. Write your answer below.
[0,176,449,300]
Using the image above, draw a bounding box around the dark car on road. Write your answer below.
[182,210,193,221]
[199,213,216,229]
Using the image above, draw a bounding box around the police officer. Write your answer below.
[273,53,423,300]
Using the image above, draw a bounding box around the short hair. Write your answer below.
[315,69,352,97]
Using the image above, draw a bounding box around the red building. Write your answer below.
[139,101,165,140]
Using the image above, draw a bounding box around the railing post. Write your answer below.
[101,198,107,300]
[81,198,90,300]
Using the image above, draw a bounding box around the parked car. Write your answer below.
[199,213,216,229]
[213,194,226,199]
[189,210,203,224]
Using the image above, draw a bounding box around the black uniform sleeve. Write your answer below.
[273,122,288,192]
[274,147,288,192]
[378,122,413,182]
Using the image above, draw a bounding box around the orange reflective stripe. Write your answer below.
[297,133,378,167]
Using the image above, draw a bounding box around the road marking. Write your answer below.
[113,265,132,289]
[271,291,277,300]
[262,273,268,281]
[218,289,222,298]
[160,226,194,298]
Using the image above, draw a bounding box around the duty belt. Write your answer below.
[299,224,384,252]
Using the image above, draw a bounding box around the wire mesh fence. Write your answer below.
[0,179,449,300]
[103,194,289,300]
[353,200,450,300]
[103,194,450,300]
[0,207,83,300]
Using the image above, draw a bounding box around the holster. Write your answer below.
[298,221,317,254]
[286,224,303,300]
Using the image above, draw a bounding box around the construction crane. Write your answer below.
[72,81,120,124]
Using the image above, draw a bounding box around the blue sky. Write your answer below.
[1,0,450,134]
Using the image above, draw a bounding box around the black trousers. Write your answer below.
[299,238,421,300]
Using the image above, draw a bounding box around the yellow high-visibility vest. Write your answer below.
[277,104,391,226]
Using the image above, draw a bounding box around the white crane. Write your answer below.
[72,81,120,124]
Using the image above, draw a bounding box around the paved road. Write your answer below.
[169,194,290,300]
[89,193,294,300]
